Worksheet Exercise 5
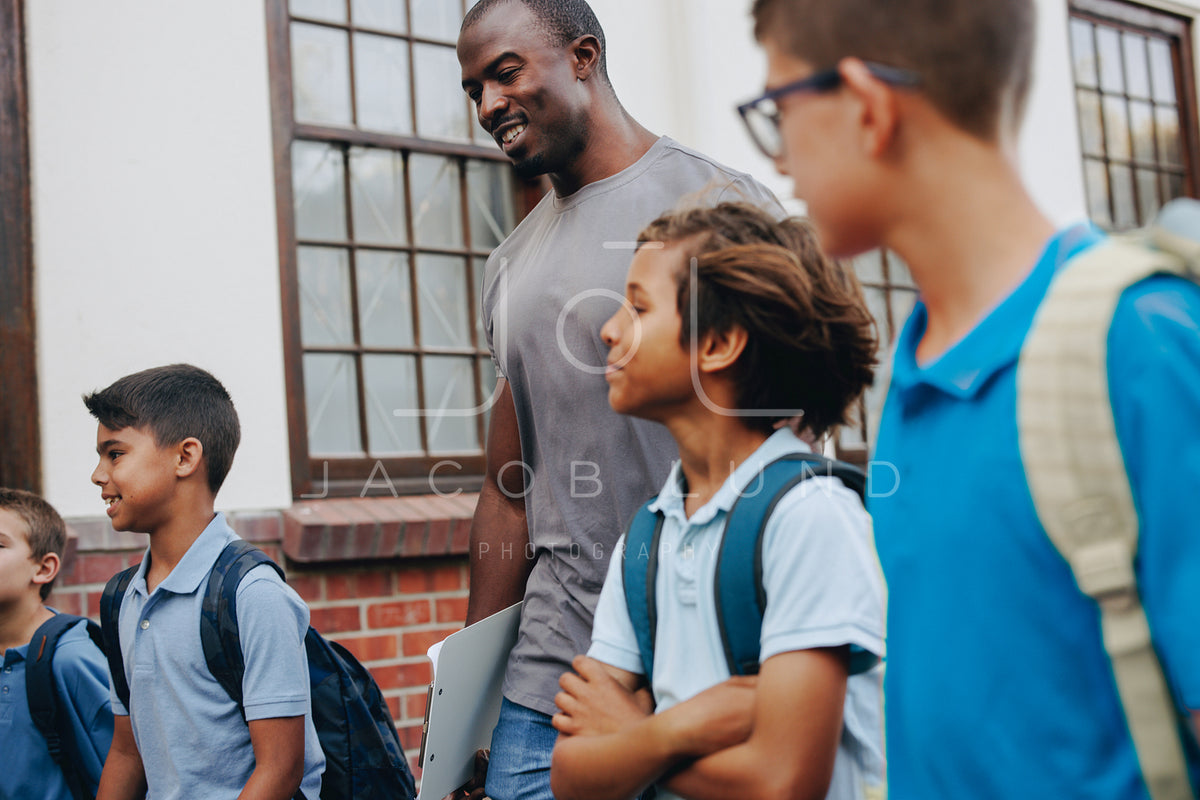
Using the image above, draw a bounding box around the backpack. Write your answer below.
[622,452,867,679]
[26,613,107,800]
[1017,198,1200,800]
[100,540,417,800]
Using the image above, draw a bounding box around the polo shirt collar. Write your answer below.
[132,513,233,596]
[891,223,1104,399]
[648,429,814,526]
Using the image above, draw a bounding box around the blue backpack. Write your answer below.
[622,453,868,679]
[26,613,107,800]
[100,540,417,800]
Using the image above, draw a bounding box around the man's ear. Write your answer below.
[697,325,749,374]
[839,57,900,158]
[32,551,61,590]
[572,35,602,81]
[175,437,204,480]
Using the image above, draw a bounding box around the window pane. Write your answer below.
[466,159,516,250]
[293,141,347,241]
[887,252,914,288]
[417,254,471,348]
[304,353,362,455]
[291,0,346,23]
[890,289,919,339]
[350,147,408,245]
[1070,19,1098,88]
[352,0,407,33]
[863,285,891,349]
[1103,96,1131,160]
[478,356,498,433]
[410,154,464,248]
[852,250,884,284]
[1129,100,1155,163]
[1097,26,1125,93]
[299,246,355,346]
[1149,38,1176,104]
[414,43,471,141]
[1123,33,1151,100]
[1156,107,1182,166]
[354,34,413,135]
[357,250,415,347]
[1137,168,1162,223]
[411,0,461,41]
[362,354,422,455]
[1109,164,1137,229]
[422,356,480,453]
[1076,89,1104,157]
[291,23,352,126]
[1084,158,1112,227]
[1162,171,1185,205]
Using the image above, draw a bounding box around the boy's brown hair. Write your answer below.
[0,488,67,599]
[751,0,1036,141]
[638,202,877,438]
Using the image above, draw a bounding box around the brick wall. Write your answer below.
[55,499,477,780]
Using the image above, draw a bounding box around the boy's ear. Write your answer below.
[32,551,61,590]
[697,325,749,374]
[839,57,900,158]
[175,437,204,480]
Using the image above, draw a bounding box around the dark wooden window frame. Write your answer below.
[1069,0,1200,226]
[265,0,539,499]
[0,0,40,493]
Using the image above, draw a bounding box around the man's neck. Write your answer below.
[885,133,1055,364]
[549,104,657,197]
[0,596,54,654]
[664,407,770,518]
[144,505,216,593]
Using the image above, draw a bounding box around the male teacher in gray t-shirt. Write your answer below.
[457,2,780,798]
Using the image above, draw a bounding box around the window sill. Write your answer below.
[282,493,479,563]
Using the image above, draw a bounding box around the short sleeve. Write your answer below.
[1108,274,1200,709]
[758,478,886,671]
[235,566,313,721]
[586,534,646,676]
[479,251,507,379]
[54,623,115,788]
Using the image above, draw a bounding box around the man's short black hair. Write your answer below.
[462,0,609,82]
[83,364,241,496]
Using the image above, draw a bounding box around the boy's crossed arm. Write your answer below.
[550,649,848,800]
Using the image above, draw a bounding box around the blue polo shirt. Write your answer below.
[111,513,324,799]
[1,614,113,800]
[872,224,1200,798]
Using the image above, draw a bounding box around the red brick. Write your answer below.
[327,571,393,601]
[310,605,362,634]
[395,567,435,594]
[401,519,429,557]
[450,518,471,553]
[401,627,460,657]
[408,754,422,777]
[334,634,398,662]
[387,695,402,720]
[287,574,324,602]
[49,590,84,616]
[435,597,469,624]
[367,599,432,629]
[404,691,428,721]
[259,544,283,563]
[86,591,102,618]
[371,660,432,690]
[65,553,128,586]
[398,723,424,751]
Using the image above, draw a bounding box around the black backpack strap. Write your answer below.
[26,613,100,800]
[716,453,866,676]
[622,499,665,680]
[100,565,140,710]
[199,539,284,708]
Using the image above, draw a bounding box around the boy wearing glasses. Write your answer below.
[743,0,1200,797]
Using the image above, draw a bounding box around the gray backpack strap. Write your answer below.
[1018,222,1195,800]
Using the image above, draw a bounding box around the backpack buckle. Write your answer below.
[1068,539,1136,608]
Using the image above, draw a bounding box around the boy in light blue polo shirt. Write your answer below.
[549,203,885,800]
[1,488,113,800]
[86,364,324,800]
[745,0,1200,795]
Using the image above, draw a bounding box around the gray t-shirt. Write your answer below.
[481,135,782,715]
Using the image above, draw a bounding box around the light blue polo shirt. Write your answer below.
[111,513,324,799]
[1,614,113,800]
[872,224,1200,798]
[590,428,886,800]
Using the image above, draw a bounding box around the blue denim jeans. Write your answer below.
[485,698,558,800]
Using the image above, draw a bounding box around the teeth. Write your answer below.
[105,497,116,507]
[502,124,526,145]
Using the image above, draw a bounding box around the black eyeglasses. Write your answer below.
[736,62,921,160]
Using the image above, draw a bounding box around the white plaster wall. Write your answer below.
[27,1,292,518]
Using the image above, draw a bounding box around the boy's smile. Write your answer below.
[91,424,179,534]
